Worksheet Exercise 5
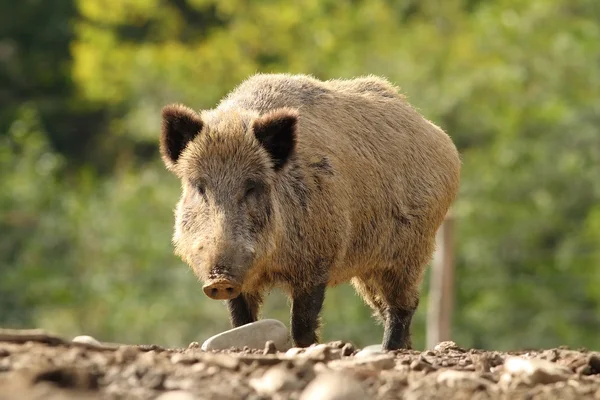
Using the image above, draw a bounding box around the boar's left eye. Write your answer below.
[244,180,259,200]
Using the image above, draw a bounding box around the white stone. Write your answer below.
[501,356,570,386]
[354,354,395,370]
[201,319,291,351]
[300,371,366,400]
[249,365,302,395]
[328,354,395,371]
[304,344,331,360]
[285,347,305,357]
[355,344,384,358]
[155,391,196,400]
[436,370,490,388]
[72,335,101,346]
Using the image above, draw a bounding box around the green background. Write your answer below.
[1,0,599,351]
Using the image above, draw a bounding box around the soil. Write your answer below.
[0,329,599,400]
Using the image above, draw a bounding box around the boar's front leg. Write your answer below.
[290,283,327,347]
[226,293,263,327]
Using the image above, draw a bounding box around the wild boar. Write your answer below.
[159,73,460,350]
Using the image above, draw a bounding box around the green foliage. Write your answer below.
[1,0,599,350]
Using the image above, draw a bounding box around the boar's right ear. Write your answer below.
[252,108,298,171]
[160,104,203,170]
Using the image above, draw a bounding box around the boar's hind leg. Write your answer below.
[353,275,419,351]
[291,283,327,348]
[380,273,419,351]
[381,301,418,351]
[227,293,263,327]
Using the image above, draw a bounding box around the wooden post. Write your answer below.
[426,213,455,349]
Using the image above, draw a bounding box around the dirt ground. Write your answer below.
[0,329,599,400]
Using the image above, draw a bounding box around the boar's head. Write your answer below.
[159,104,297,300]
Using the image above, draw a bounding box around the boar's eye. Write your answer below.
[244,180,260,200]
[197,184,207,198]
[245,183,256,198]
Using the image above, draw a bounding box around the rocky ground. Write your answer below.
[1,326,600,400]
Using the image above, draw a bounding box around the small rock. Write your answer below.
[434,341,459,352]
[457,359,469,367]
[300,371,366,400]
[476,353,504,373]
[201,319,291,352]
[541,349,559,362]
[313,363,330,374]
[170,353,199,365]
[202,353,239,370]
[304,344,331,361]
[155,390,196,400]
[588,354,600,374]
[341,343,355,357]
[187,342,201,349]
[138,350,159,365]
[285,347,305,357]
[72,335,101,347]
[263,340,277,355]
[355,354,395,370]
[249,365,303,395]
[115,346,140,364]
[410,359,436,373]
[329,354,395,371]
[501,356,570,386]
[355,345,383,358]
[436,370,490,389]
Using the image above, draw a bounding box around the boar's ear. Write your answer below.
[160,104,203,169]
[252,108,298,171]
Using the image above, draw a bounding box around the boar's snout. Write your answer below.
[202,279,242,300]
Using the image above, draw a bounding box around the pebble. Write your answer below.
[170,353,198,365]
[300,371,366,400]
[263,340,277,355]
[588,354,600,373]
[410,359,436,373]
[202,353,239,370]
[329,354,395,371]
[114,346,140,364]
[201,319,291,352]
[357,354,396,370]
[249,365,303,395]
[341,343,355,356]
[436,370,490,388]
[154,390,196,400]
[313,363,331,374]
[434,341,459,352]
[304,344,332,361]
[72,335,101,346]
[501,356,571,386]
[285,347,305,357]
[355,344,384,358]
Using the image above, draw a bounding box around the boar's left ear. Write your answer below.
[160,104,204,170]
[252,108,298,171]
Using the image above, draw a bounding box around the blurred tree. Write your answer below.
[0,1,109,169]
[0,105,67,327]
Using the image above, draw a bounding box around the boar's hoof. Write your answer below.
[203,280,242,300]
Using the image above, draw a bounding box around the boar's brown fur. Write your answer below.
[159,73,461,350]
